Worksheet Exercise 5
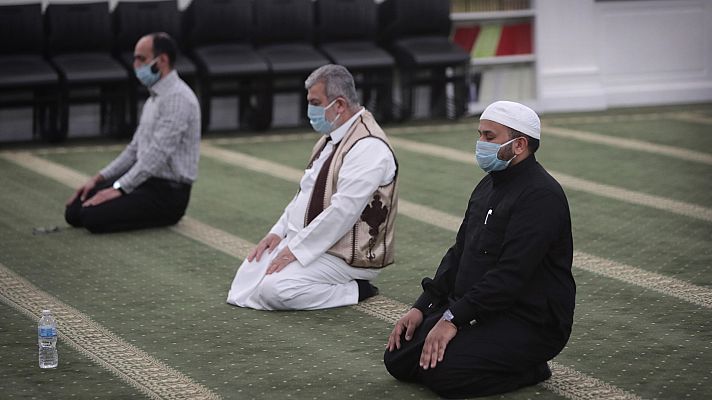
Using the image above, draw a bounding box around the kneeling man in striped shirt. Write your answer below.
[65,33,200,233]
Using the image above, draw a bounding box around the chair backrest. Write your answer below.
[253,0,314,45]
[316,0,377,43]
[184,0,252,47]
[45,1,112,55]
[114,0,181,53]
[379,0,451,41]
[0,3,44,54]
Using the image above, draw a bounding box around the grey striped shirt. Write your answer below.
[100,70,201,193]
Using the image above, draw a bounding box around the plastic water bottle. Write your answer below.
[38,310,58,368]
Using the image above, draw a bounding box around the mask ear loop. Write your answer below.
[510,136,528,160]
[324,98,342,128]
[496,137,519,162]
[149,57,159,74]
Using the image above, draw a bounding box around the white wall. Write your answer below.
[536,0,712,111]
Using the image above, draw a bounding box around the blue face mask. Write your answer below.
[307,99,340,135]
[475,138,517,173]
[134,59,160,87]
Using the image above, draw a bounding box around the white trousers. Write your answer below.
[226,239,380,310]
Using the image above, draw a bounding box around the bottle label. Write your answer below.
[39,327,56,338]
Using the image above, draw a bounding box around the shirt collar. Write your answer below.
[328,107,365,143]
[491,153,536,185]
[149,69,178,97]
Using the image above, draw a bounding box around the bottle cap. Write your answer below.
[42,310,51,314]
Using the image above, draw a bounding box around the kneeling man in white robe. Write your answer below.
[226,64,399,310]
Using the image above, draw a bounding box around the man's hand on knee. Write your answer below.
[265,246,296,275]
[387,308,423,351]
[248,233,282,262]
[419,318,457,370]
[82,187,121,207]
[67,174,104,206]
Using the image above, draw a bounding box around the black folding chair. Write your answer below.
[184,0,271,131]
[254,0,331,127]
[0,3,61,142]
[379,0,469,120]
[316,0,395,122]
[45,1,131,138]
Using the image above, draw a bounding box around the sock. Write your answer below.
[356,279,379,302]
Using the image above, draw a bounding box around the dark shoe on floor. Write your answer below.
[356,279,379,301]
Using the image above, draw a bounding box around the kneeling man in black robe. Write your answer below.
[384,100,576,398]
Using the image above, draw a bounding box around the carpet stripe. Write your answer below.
[2,151,88,188]
[542,111,688,125]
[172,222,642,400]
[385,137,712,223]
[669,112,712,126]
[542,125,712,166]
[30,109,712,169]
[0,263,220,400]
[168,135,712,221]
[199,144,712,309]
[2,151,643,400]
[551,172,712,223]
[6,147,709,308]
[574,253,712,308]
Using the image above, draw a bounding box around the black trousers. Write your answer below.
[383,307,565,399]
[65,177,191,233]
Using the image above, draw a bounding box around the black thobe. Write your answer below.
[384,154,576,398]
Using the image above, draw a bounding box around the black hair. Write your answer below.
[151,32,177,68]
[509,129,540,154]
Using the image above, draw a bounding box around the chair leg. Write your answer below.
[453,80,466,119]
[252,78,273,131]
[127,84,138,134]
[56,86,69,142]
[200,78,212,133]
[238,90,251,131]
[430,67,447,119]
[101,85,122,137]
[399,69,414,122]
[378,69,394,123]
[32,89,43,139]
[35,87,58,141]
[453,67,468,119]
[300,89,309,126]
[99,90,110,136]
[114,86,128,137]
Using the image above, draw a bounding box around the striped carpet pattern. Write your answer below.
[0,103,710,399]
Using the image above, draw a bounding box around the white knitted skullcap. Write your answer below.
[480,101,541,140]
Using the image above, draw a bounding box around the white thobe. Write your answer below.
[226,108,397,310]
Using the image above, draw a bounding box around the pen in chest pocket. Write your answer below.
[484,208,492,225]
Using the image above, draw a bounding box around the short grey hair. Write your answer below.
[305,64,360,110]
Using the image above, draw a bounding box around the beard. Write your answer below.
[497,142,516,162]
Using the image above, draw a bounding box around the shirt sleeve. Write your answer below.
[111,93,192,193]
[100,135,139,180]
[268,192,299,238]
[287,137,397,267]
[413,199,471,312]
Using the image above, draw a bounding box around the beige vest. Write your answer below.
[305,111,398,268]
